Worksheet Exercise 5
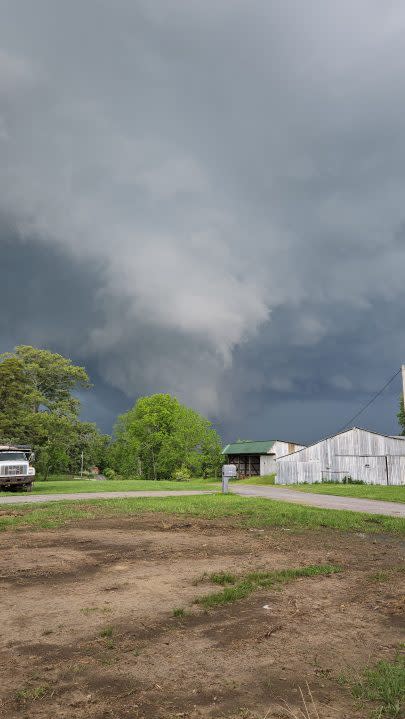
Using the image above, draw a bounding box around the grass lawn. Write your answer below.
[237,474,276,486]
[0,493,403,535]
[0,478,220,495]
[288,483,405,503]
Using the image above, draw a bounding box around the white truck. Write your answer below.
[0,445,36,492]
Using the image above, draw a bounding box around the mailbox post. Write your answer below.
[221,463,237,494]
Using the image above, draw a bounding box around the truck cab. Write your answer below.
[0,445,36,492]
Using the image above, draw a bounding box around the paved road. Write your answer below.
[0,490,213,505]
[231,485,405,517]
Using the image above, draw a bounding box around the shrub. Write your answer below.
[173,466,191,481]
[321,476,365,485]
[103,468,123,481]
[343,476,365,485]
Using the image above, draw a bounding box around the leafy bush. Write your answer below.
[343,476,365,485]
[103,468,123,481]
[173,466,191,481]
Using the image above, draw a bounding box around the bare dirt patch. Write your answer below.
[0,514,403,718]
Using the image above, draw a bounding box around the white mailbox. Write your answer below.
[221,463,237,493]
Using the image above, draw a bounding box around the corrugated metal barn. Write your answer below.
[276,427,405,485]
[222,439,306,477]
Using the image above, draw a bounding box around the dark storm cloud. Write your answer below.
[1,1,405,439]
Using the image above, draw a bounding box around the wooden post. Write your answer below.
[402,365,405,412]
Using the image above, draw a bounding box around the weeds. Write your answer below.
[172,608,186,617]
[349,656,405,718]
[369,571,389,582]
[81,606,112,614]
[210,571,237,585]
[16,684,50,702]
[195,564,341,608]
[276,682,320,719]
[99,656,116,666]
[194,571,237,586]
[100,626,113,638]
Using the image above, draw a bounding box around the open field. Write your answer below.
[0,508,403,719]
[0,479,219,496]
[6,477,404,505]
[289,483,405,503]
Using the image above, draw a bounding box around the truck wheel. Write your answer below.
[24,483,33,492]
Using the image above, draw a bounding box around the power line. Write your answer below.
[338,368,401,433]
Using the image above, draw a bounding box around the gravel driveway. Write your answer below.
[231,485,405,517]
[0,490,213,505]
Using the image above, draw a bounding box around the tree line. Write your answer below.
[0,346,223,479]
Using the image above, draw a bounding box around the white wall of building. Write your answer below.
[260,455,277,475]
[276,428,405,485]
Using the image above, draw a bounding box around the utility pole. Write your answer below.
[80,451,84,478]
[402,365,405,412]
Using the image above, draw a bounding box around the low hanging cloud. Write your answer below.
[1,1,405,437]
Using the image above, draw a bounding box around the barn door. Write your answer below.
[400,457,405,485]
[395,457,405,484]
[385,456,405,485]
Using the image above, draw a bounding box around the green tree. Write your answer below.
[30,414,110,479]
[30,413,77,479]
[0,346,90,416]
[0,345,108,479]
[0,357,34,442]
[111,393,222,480]
[68,423,110,473]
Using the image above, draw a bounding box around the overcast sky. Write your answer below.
[1,1,405,443]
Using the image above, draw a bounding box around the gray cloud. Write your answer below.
[1,1,405,440]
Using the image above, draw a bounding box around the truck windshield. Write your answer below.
[0,453,26,461]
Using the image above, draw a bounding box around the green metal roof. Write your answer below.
[222,440,275,455]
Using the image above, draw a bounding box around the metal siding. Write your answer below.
[277,460,321,484]
[272,441,306,458]
[260,455,277,475]
[277,461,298,484]
[298,461,322,484]
[276,428,405,485]
[387,456,405,485]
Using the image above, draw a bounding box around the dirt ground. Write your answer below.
[0,515,403,719]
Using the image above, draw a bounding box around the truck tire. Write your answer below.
[25,483,33,492]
